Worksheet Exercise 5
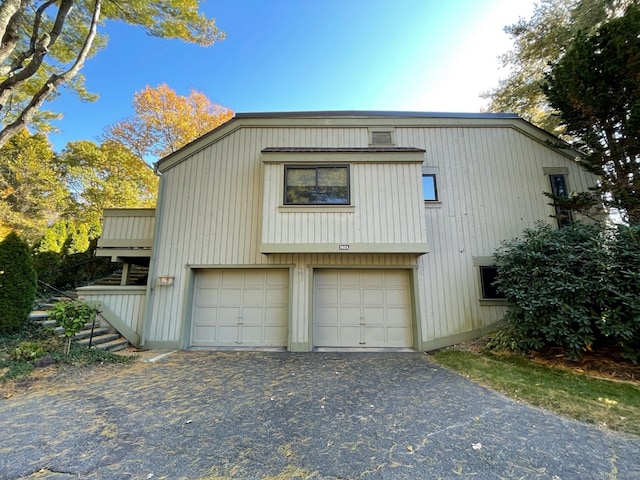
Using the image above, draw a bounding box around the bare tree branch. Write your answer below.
[0,0,27,67]
[0,0,102,148]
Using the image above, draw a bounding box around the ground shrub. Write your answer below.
[49,300,100,354]
[0,232,37,333]
[490,222,640,361]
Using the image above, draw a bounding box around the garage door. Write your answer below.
[314,269,413,348]
[191,269,288,347]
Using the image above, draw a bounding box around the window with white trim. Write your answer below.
[422,174,438,201]
[284,165,350,205]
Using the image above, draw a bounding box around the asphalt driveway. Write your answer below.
[1,351,639,479]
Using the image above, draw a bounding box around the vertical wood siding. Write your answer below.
[147,123,597,348]
[99,211,155,246]
[77,287,146,335]
[261,163,426,245]
[397,126,596,343]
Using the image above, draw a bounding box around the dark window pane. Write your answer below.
[479,266,504,299]
[285,166,349,205]
[422,175,437,201]
[549,174,573,228]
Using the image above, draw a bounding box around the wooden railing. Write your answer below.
[96,209,155,261]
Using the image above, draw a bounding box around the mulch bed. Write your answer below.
[451,339,640,385]
[529,348,640,385]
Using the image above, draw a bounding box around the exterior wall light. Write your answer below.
[158,276,174,286]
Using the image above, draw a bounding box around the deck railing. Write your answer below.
[96,209,155,261]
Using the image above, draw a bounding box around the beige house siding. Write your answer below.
[261,162,427,250]
[143,115,597,350]
[398,126,595,345]
[76,286,146,346]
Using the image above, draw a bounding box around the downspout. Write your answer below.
[140,165,166,347]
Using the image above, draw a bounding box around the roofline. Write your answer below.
[155,110,575,173]
[234,110,520,120]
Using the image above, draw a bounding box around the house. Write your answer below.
[78,111,596,352]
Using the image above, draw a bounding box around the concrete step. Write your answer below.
[74,327,110,340]
[98,338,131,352]
[29,311,51,321]
[77,333,120,347]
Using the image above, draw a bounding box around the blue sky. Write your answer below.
[47,0,535,152]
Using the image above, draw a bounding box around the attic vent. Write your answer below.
[371,131,393,145]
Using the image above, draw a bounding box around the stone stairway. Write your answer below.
[30,297,130,352]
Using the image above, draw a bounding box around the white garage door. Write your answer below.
[314,269,413,348]
[191,269,288,347]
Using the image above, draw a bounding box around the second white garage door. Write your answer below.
[314,269,413,348]
[191,269,288,348]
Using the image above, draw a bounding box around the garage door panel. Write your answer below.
[339,271,361,285]
[191,269,288,347]
[340,288,362,303]
[387,327,412,344]
[315,326,338,344]
[196,288,220,306]
[198,273,221,288]
[341,326,362,343]
[315,288,338,304]
[362,307,384,324]
[340,307,362,324]
[314,269,412,349]
[316,307,338,325]
[362,271,384,286]
[386,289,409,305]
[220,288,242,303]
[243,289,266,305]
[267,270,288,285]
[222,270,244,285]
[266,288,288,304]
[362,289,384,304]
[386,308,410,325]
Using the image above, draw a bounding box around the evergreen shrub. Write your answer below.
[0,232,37,333]
[489,222,640,362]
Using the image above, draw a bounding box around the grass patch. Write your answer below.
[431,349,640,435]
[0,321,134,382]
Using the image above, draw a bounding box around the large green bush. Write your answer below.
[601,225,640,361]
[0,232,37,333]
[491,222,640,362]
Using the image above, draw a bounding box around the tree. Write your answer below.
[542,3,640,225]
[0,1,224,149]
[0,231,37,333]
[0,129,69,242]
[484,0,633,134]
[60,139,158,231]
[103,84,233,159]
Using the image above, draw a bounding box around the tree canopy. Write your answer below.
[61,139,158,229]
[0,1,224,148]
[103,83,233,159]
[0,129,68,242]
[542,3,640,225]
[484,0,633,134]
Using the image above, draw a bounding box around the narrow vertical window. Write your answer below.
[549,174,573,228]
[422,174,438,201]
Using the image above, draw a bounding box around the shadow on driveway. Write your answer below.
[2,351,639,479]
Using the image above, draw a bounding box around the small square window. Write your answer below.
[479,266,505,300]
[284,165,350,205]
[422,174,438,201]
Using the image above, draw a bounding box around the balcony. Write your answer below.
[96,209,155,262]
